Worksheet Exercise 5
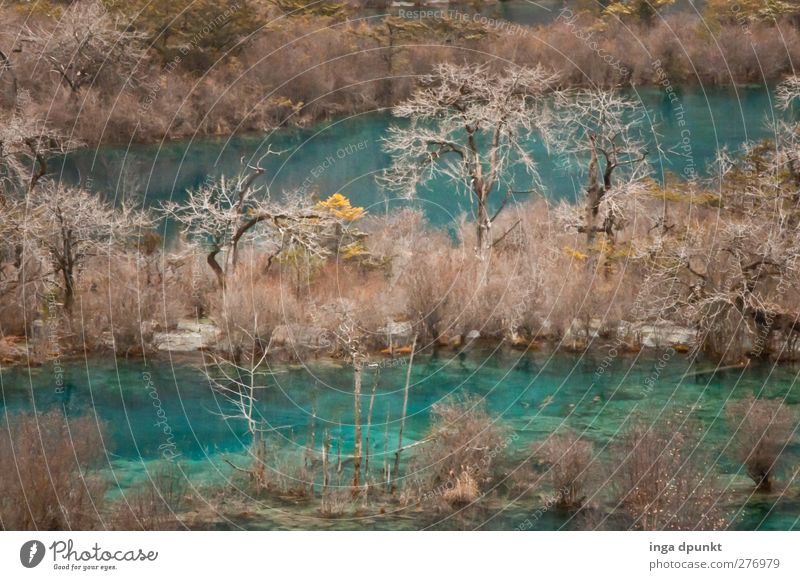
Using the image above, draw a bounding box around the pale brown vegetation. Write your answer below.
[110,465,188,530]
[408,397,508,509]
[535,432,596,509]
[0,411,107,530]
[611,420,729,531]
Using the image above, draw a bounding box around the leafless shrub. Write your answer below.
[611,420,729,530]
[726,397,795,492]
[401,247,462,343]
[110,465,188,530]
[409,397,508,508]
[0,255,48,339]
[76,254,185,355]
[251,439,315,499]
[535,433,595,509]
[0,411,107,530]
[319,488,358,518]
[211,262,304,359]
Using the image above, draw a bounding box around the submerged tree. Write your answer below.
[611,420,728,531]
[204,339,276,490]
[381,63,558,256]
[535,432,595,509]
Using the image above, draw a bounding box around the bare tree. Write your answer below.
[381,63,558,256]
[0,108,75,196]
[773,75,800,190]
[203,336,277,490]
[24,0,146,95]
[638,80,800,362]
[205,343,272,439]
[548,88,651,247]
[328,306,369,491]
[161,157,350,290]
[642,204,800,362]
[21,180,152,313]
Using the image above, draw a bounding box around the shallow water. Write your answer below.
[56,85,777,230]
[2,348,798,530]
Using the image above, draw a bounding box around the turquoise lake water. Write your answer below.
[2,348,798,530]
[56,86,777,230]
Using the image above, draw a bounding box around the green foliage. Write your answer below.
[107,0,263,69]
[705,0,800,23]
[268,0,349,19]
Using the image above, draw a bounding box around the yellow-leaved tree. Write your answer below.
[603,0,676,25]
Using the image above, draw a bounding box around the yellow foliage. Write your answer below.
[603,0,675,22]
[340,241,367,260]
[564,246,589,261]
[316,193,365,222]
[644,181,721,207]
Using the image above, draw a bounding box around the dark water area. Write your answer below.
[364,1,704,27]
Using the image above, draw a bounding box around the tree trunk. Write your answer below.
[322,429,330,493]
[364,370,379,476]
[62,265,75,314]
[207,249,225,289]
[476,192,491,257]
[352,357,363,489]
[585,140,602,247]
[392,335,417,493]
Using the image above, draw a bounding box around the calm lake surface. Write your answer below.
[2,348,798,530]
[57,86,777,229]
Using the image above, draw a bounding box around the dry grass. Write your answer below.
[0,411,107,530]
[110,464,188,530]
